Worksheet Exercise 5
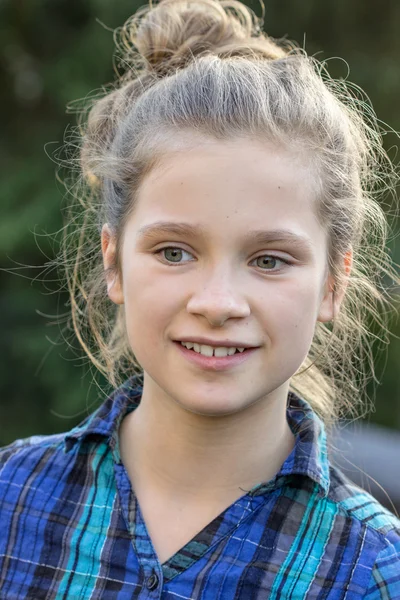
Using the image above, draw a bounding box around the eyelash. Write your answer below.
[153,246,291,272]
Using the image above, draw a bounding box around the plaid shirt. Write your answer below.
[1,377,399,599]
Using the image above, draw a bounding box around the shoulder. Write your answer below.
[327,463,400,535]
[0,431,69,461]
[0,429,117,597]
[0,434,72,545]
[327,464,400,598]
[1,432,67,454]
[0,433,72,498]
[0,430,113,548]
[0,432,69,466]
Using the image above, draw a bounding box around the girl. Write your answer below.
[1,0,399,597]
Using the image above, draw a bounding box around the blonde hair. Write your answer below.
[61,0,399,429]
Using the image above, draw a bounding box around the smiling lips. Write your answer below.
[174,340,258,371]
[176,336,258,348]
[179,341,245,357]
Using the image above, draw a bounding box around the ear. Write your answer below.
[317,248,353,323]
[101,223,124,305]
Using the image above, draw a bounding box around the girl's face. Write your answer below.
[103,137,343,416]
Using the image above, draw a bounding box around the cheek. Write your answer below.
[122,264,180,340]
[260,278,321,341]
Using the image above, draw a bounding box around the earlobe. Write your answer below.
[101,224,124,305]
[317,248,353,323]
[317,274,336,323]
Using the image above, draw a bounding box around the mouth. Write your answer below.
[173,340,259,371]
[177,341,250,356]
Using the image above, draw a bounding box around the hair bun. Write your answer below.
[119,0,287,77]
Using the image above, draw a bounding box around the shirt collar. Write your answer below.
[64,376,330,498]
[64,376,143,452]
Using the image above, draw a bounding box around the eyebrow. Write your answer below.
[137,221,314,252]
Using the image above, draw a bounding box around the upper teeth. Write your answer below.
[180,342,245,357]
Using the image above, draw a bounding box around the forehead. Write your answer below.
[129,137,325,248]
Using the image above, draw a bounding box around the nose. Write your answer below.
[186,267,250,327]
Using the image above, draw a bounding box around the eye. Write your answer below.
[154,246,195,264]
[154,247,290,271]
[252,255,289,271]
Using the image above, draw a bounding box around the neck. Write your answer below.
[119,376,296,504]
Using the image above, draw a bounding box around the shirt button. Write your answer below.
[146,572,159,591]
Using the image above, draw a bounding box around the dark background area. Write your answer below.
[1,0,399,447]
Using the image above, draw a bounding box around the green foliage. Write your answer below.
[0,0,399,445]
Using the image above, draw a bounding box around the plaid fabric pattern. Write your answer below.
[1,377,399,599]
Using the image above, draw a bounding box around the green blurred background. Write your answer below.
[1,0,399,446]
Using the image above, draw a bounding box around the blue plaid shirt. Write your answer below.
[1,377,399,599]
